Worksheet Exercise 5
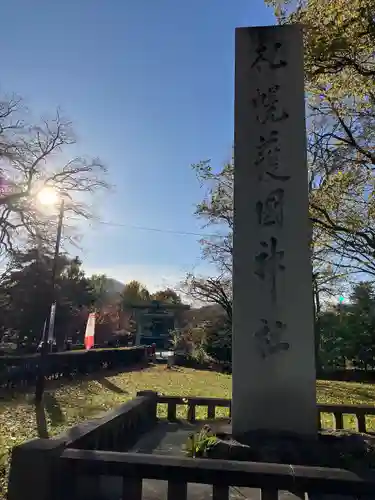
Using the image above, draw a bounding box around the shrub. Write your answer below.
[203,316,232,364]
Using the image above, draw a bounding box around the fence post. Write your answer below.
[8,437,67,500]
[137,390,159,424]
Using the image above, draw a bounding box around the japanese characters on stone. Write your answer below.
[250,42,287,72]
[254,237,285,304]
[256,188,284,227]
[251,38,291,359]
[252,86,289,125]
[254,319,289,359]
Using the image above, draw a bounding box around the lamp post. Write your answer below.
[35,188,65,403]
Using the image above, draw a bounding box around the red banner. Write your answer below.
[84,312,96,350]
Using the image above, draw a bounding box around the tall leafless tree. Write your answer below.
[0,94,110,256]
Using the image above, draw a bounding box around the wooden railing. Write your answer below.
[156,394,375,433]
[318,403,375,433]
[58,447,375,500]
[8,392,375,500]
[63,391,157,452]
[157,394,231,421]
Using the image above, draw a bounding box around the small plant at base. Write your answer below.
[185,424,218,458]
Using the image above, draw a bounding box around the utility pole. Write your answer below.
[35,198,65,403]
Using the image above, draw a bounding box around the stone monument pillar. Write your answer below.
[232,25,316,437]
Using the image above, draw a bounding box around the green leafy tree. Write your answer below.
[346,282,375,370]
[264,0,375,277]
[0,249,98,347]
[318,310,348,369]
[88,274,111,308]
[121,280,150,306]
[55,256,98,345]
[151,288,182,304]
[182,1,375,366]
[319,281,375,370]
[0,248,54,343]
[203,314,232,364]
[119,281,151,337]
[262,0,375,370]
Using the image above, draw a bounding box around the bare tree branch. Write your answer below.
[0,95,110,257]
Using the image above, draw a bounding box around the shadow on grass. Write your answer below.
[34,401,49,438]
[317,380,375,405]
[97,378,128,394]
[44,392,65,426]
[32,392,65,438]
[346,387,375,403]
[0,362,149,402]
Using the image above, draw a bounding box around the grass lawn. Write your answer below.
[1,365,375,497]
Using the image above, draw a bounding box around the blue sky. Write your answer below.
[1,0,275,291]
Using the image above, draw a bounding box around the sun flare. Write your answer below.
[37,187,59,206]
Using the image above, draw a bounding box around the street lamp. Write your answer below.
[35,187,66,403]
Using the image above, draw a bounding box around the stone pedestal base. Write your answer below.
[203,424,375,472]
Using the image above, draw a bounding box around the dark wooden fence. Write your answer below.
[318,369,375,383]
[8,392,375,500]
[0,347,146,390]
[157,395,375,433]
[59,449,375,500]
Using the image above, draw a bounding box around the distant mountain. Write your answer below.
[104,277,125,295]
[101,278,125,304]
[88,275,124,304]
[185,303,226,326]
